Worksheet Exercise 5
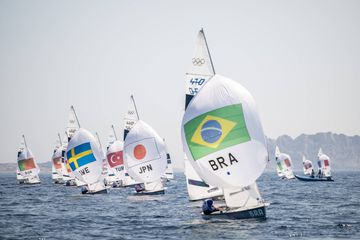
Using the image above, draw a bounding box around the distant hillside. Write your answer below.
[1,132,359,173]
[266,132,360,172]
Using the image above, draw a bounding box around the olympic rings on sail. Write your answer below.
[192,58,205,66]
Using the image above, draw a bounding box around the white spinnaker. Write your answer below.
[318,149,331,177]
[124,120,167,183]
[181,75,268,188]
[106,140,125,180]
[278,153,294,179]
[302,156,313,175]
[66,128,103,185]
[52,147,63,176]
[18,147,39,178]
[66,105,80,140]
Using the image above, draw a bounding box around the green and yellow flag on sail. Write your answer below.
[184,104,250,160]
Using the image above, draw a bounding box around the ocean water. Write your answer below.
[0,172,359,240]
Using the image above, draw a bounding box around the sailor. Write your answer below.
[81,186,89,194]
[310,169,315,178]
[134,184,144,193]
[202,199,220,215]
[317,169,322,178]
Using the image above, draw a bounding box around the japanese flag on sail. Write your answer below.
[125,138,161,166]
[124,120,167,183]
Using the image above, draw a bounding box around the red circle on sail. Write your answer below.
[134,144,146,160]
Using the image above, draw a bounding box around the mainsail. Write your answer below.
[66,105,80,140]
[181,74,268,213]
[123,95,141,187]
[183,29,223,201]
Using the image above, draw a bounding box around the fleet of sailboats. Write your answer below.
[13,28,337,221]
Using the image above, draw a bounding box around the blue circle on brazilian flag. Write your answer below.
[201,120,222,143]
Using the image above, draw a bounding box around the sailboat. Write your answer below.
[105,125,125,187]
[275,146,285,178]
[66,128,108,194]
[302,155,314,176]
[181,31,268,219]
[295,149,334,181]
[122,95,142,187]
[60,134,75,186]
[51,133,64,184]
[274,146,295,179]
[183,28,223,201]
[17,135,41,184]
[63,106,86,187]
[124,119,168,195]
[95,132,112,187]
[163,141,174,181]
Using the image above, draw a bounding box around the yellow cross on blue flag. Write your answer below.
[66,142,96,171]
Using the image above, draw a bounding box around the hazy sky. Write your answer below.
[1,0,359,169]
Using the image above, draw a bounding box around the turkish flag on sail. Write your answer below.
[107,151,123,168]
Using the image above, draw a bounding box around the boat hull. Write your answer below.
[134,189,165,195]
[202,205,266,220]
[295,175,334,182]
[83,188,108,195]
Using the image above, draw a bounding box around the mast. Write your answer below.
[201,28,216,74]
[22,134,28,149]
[96,132,103,149]
[71,105,81,128]
[131,95,140,120]
[58,133,62,146]
[111,125,118,140]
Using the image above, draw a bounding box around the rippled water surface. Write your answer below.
[0,172,359,239]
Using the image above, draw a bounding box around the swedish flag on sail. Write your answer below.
[184,104,251,160]
[66,142,96,171]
